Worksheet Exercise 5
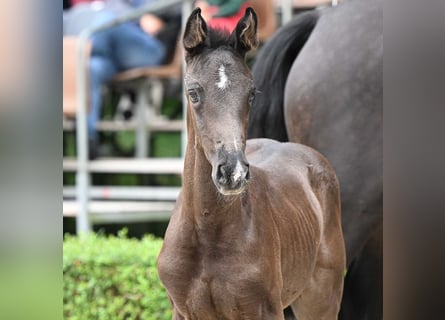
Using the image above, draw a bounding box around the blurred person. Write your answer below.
[275,0,341,12]
[196,0,276,44]
[196,0,249,32]
[64,0,181,158]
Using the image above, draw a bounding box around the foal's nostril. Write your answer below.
[216,164,228,184]
[216,164,223,179]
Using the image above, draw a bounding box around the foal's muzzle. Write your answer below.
[212,151,250,195]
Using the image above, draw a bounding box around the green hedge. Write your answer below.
[63,231,172,320]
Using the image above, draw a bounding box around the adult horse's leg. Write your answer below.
[339,197,382,267]
[340,224,383,320]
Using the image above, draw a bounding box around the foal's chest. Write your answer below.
[161,245,275,319]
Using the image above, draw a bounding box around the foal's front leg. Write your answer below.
[259,304,286,320]
[255,296,286,320]
[172,307,185,320]
[290,263,344,320]
[262,310,286,320]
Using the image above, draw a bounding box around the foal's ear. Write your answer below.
[183,8,208,56]
[231,7,259,56]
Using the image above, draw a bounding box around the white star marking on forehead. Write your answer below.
[216,64,230,89]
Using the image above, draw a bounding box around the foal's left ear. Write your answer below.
[231,7,259,56]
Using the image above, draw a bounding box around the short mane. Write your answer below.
[207,27,235,51]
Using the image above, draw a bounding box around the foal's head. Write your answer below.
[183,8,259,196]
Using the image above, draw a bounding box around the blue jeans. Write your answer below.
[87,13,166,140]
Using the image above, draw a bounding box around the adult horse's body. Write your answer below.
[158,8,346,319]
[248,0,382,319]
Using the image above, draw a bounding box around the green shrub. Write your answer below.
[63,230,171,320]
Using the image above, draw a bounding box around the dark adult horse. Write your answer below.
[248,0,383,319]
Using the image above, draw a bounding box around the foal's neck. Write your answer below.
[182,114,242,229]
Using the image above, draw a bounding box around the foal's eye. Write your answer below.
[188,90,200,104]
